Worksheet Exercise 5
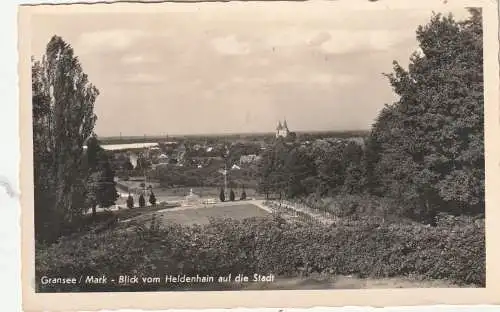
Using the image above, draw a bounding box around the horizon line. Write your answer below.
[97,129,371,139]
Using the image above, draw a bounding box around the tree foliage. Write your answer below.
[36,215,485,292]
[219,188,226,202]
[149,192,157,206]
[32,35,99,242]
[368,9,483,219]
[257,139,361,201]
[85,136,119,216]
[139,194,146,208]
[135,156,151,172]
[240,185,247,200]
[257,141,289,199]
[127,194,134,209]
[255,10,483,223]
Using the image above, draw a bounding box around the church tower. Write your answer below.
[275,118,290,138]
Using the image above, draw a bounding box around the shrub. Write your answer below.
[35,215,485,292]
[229,189,235,201]
[126,195,134,209]
[301,194,402,220]
[149,192,156,206]
[139,194,146,207]
[219,188,225,202]
[35,229,148,292]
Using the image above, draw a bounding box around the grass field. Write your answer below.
[136,203,269,226]
[114,203,179,220]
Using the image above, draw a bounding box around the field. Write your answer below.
[131,203,269,226]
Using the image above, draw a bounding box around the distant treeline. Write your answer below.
[98,130,370,145]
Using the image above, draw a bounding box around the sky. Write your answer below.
[29,3,471,137]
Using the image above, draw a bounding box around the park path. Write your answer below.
[258,199,336,225]
[114,196,334,225]
[154,200,257,213]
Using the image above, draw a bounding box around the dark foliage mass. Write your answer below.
[148,157,258,190]
[85,136,120,216]
[127,195,134,209]
[369,9,484,220]
[257,9,484,223]
[35,215,485,292]
[149,192,157,206]
[139,194,146,208]
[219,188,226,202]
[32,36,119,243]
[240,186,247,200]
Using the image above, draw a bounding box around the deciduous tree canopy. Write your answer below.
[369,9,483,219]
[32,36,118,242]
[257,10,483,222]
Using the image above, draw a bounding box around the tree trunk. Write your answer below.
[92,204,97,217]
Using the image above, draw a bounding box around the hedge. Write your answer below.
[35,215,485,292]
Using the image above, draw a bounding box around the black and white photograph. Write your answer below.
[19,0,500,308]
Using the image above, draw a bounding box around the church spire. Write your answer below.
[283,118,288,129]
[276,121,283,130]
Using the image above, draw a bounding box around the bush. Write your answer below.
[219,188,225,202]
[229,189,235,201]
[149,192,156,206]
[35,230,148,292]
[35,215,485,292]
[301,194,402,220]
[126,195,134,209]
[139,194,145,207]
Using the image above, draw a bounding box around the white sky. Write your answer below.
[29,3,472,136]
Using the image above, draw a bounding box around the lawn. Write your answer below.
[152,203,269,225]
[113,203,179,220]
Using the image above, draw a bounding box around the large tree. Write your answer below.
[32,58,56,240]
[257,141,289,199]
[85,136,119,216]
[32,36,99,241]
[369,9,483,220]
[283,146,317,198]
[309,139,347,196]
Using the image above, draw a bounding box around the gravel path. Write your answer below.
[261,200,336,225]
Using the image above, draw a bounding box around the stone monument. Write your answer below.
[183,188,201,206]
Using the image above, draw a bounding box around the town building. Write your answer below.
[157,153,169,164]
[239,154,261,165]
[172,143,187,163]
